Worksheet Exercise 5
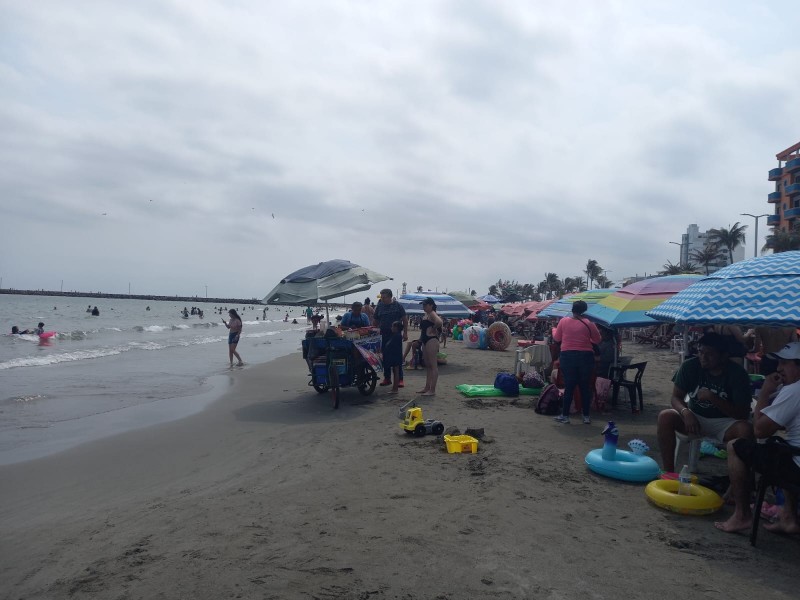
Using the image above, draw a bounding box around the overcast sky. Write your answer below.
[1,1,798,300]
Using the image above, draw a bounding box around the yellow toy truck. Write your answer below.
[399,401,445,437]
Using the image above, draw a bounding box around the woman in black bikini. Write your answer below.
[417,298,443,396]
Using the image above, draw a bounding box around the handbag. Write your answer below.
[579,318,601,356]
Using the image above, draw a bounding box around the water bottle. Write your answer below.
[678,465,691,496]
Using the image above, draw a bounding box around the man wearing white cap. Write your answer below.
[715,342,800,535]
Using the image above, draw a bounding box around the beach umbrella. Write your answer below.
[479,294,502,303]
[537,290,615,320]
[263,259,392,321]
[448,290,478,305]
[585,275,703,328]
[397,293,473,318]
[646,251,800,327]
[524,299,558,321]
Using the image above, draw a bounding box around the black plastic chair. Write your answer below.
[750,441,800,546]
[608,361,647,413]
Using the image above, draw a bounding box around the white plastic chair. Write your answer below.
[674,432,701,472]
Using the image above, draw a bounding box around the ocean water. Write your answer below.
[0,295,330,465]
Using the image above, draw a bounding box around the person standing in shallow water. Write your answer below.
[223,309,244,367]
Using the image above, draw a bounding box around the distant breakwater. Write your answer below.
[0,289,262,305]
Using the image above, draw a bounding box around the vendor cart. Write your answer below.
[301,334,382,409]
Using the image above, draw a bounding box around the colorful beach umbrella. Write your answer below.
[479,294,502,303]
[585,275,703,328]
[537,290,616,320]
[646,251,800,326]
[397,293,473,318]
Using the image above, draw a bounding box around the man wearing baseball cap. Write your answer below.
[716,342,800,535]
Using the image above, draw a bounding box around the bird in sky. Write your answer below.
[271,213,275,219]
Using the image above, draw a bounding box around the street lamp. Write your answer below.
[740,213,769,258]
[668,241,685,266]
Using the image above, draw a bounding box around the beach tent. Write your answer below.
[647,251,800,327]
[397,293,473,318]
[584,275,702,328]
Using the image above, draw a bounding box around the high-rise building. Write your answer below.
[677,224,745,273]
[767,141,800,241]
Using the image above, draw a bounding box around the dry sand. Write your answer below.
[1,338,799,600]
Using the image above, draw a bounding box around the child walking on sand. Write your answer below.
[383,321,404,394]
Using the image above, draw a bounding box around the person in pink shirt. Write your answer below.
[552,300,601,424]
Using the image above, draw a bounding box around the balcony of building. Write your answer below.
[784,207,800,220]
[767,214,781,226]
[787,183,800,198]
[768,191,782,203]
[769,167,784,181]
[786,157,800,173]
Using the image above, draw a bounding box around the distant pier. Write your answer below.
[0,289,262,305]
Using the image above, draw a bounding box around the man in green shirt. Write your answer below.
[657,332,753,472]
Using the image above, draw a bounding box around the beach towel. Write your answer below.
[456,384,541,397]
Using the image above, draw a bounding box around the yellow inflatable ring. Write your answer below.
[645,479,723,515]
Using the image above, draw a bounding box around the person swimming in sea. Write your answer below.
[91,306,100,316]
[11,326,31,335]
[34,322,45,335]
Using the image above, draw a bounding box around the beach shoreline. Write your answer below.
[2,340,799,599]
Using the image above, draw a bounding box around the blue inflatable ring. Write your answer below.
[585,448,660,483]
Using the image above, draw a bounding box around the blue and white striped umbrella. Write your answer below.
[397,293,473,318]
[646,251,800,326]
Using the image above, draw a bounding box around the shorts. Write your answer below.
[228,332,240,344]
[733,438,800,484]
[673,409,742,443]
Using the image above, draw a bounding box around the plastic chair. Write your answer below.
[750,444,800,546]
[608,361,647,412]
[674,432,701,473]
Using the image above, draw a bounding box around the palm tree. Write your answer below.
[660,261,683,275]
[690,245,723,275]
[562,277,580,294]
[544,272,561,299]
[584,259,602,289]
[707,222,747,264]
[763,227,800,253]
[595,275,613,289]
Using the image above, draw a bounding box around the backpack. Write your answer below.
[535,384,563,415]
[522,369,545,389]
[494,372,520,396]
[593,377,611,412]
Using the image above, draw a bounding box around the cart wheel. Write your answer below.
[313,384,328,394]
[330,386,340,409]
[432,422,444,436]
[414,424,426,437]
[358,366,378,396]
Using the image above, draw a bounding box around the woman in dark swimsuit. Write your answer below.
[417,298,443,396]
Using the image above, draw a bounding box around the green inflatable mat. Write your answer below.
[455,384,542,398]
